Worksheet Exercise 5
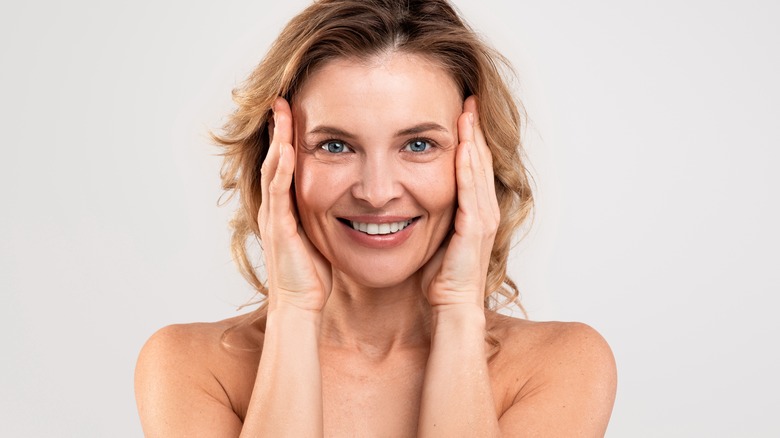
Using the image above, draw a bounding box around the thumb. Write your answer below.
[420,233,450,296]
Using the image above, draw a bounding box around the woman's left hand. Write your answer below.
[421,96,500,310]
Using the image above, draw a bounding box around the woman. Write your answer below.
[135,0,617,436]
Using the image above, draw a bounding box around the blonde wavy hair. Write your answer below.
[213,0,534,317]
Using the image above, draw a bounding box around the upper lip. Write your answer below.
[338,215,419,223]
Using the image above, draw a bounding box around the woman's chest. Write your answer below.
[223,348,518,435]
[320,360,426,437]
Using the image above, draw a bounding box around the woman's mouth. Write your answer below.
[338,217,419,235]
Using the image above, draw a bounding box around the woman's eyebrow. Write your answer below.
[307,122,449,138]
[394,122,449,137]
[307,125,354,138]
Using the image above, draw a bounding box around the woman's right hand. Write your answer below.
[258,97,332,312]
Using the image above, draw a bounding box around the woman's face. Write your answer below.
[292,52,462,288]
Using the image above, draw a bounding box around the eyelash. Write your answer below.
[317,137,438,154]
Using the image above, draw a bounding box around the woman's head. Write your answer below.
[215,0,533,309]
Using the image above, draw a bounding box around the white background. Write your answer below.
[1,0,778,436]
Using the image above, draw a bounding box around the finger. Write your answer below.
[457,108,493,227]
[271,97,294,146]
[454,123,480,237]
[420,234,449,300]
[463,96,500,219]
[260,98,294,226]
[298,223,332,294]
[268,141,296,238]
[462,96,493,187]
[260,122,279,229]
[461,99,487,198]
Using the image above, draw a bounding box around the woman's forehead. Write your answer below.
[293,52,462,133]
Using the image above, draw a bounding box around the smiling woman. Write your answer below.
[294,54,460,288]
[134,0,616,436]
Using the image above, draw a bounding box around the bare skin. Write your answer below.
[137,312,615,437]
[135,53,617,437]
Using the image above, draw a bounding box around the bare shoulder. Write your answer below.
[135,315,261,437]
[136,317,243,382]
[486,312,617,437]
[138,318,231,359]
[488,312,615,366]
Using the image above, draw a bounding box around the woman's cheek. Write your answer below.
[424,154,457,199]
[405,158,457,221]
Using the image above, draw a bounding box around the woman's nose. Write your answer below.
[351,157,402,208]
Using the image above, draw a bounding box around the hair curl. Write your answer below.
[213,0,534,320]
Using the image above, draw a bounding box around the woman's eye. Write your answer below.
[405,139,430,153]
[321,141,350,153]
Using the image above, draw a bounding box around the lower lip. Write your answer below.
[340,219,417,249]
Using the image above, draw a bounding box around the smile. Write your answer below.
[348,219,414,235]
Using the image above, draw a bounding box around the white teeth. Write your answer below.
[350,219,413,235]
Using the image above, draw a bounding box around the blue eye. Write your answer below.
[406,139,430,152]
[322,141,349,153]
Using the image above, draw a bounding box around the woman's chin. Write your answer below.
[332,265,423,292]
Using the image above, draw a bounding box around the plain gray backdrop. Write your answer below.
[2,0,778,436]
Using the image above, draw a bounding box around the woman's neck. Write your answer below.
[319,272,432,359]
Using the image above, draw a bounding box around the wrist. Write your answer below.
[267,287,326,315]
[428,304,489,362]
[430,303,487,332]
[430,302,485,319]
[267,301,322,327]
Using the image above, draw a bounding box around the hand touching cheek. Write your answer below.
[258,97,332,313]
[422,96,500,310]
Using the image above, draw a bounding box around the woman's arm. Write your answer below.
[134,310,326,438]
[136,99,329,437]
[417,97,502,437]
[418,305,500,437]
[240,98,329,437]
[240,306,323,437]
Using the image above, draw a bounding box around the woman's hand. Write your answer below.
[258,97,332,312]
[421,96,499,310]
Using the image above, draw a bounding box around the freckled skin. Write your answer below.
[293,53,462,289]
